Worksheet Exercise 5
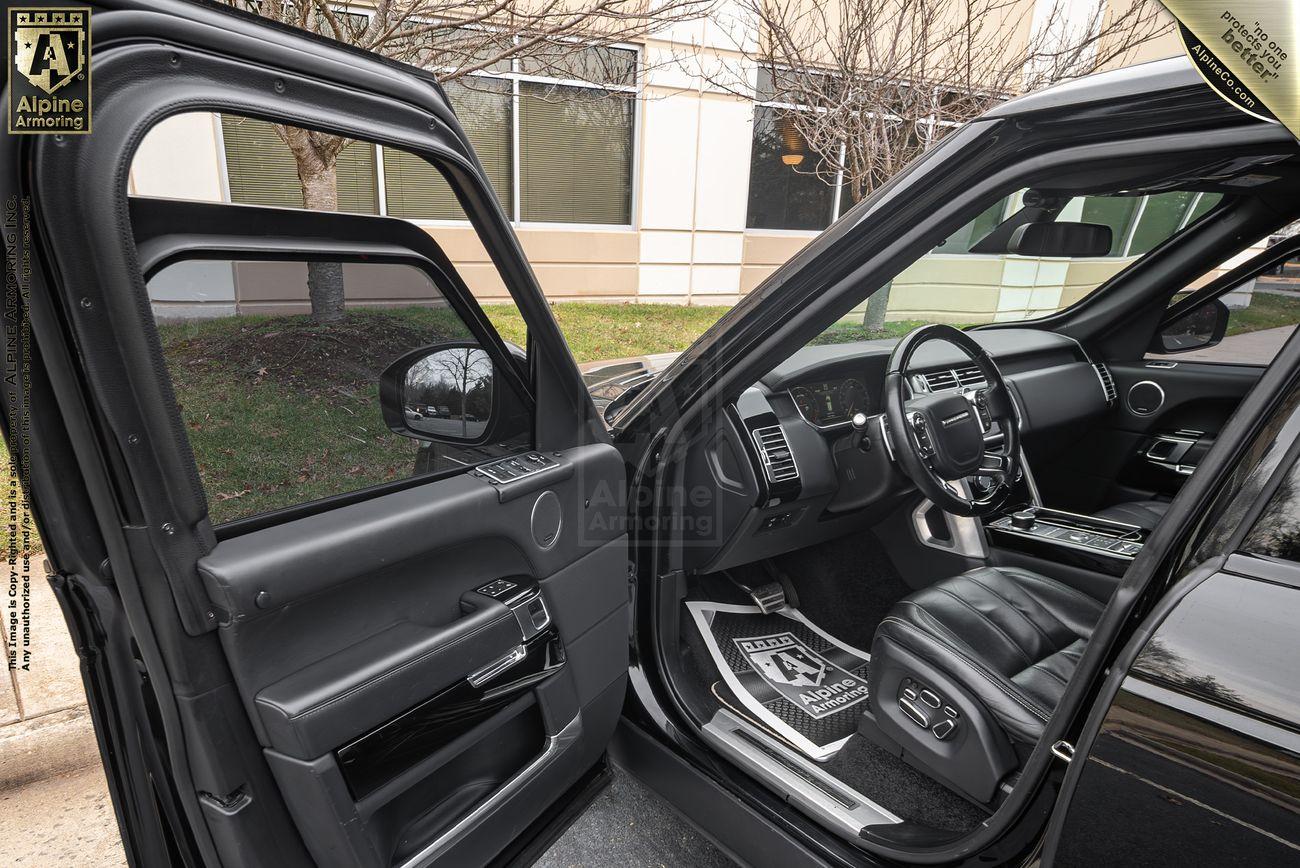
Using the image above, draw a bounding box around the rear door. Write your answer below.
[2,4,628,866]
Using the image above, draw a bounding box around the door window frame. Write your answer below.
[132,196,537,537]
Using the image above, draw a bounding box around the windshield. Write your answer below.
[813,188,1224,344]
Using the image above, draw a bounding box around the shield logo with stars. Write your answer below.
[13,11,85,95]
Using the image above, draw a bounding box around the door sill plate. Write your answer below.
[701,708,902,840]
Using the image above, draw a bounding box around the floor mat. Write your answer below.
[686,601,871,761]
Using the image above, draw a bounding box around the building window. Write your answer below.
[218,44,637,226]
[519,82,633,223]
[746,106,840,232]
[220,115,379,214]
[383,78,514,220]
[745,71,986,232]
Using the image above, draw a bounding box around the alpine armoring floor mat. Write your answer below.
[686,601,872,761]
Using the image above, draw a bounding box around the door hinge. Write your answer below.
[1051,740,1075,764]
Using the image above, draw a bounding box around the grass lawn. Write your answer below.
[481,302,731,363]
[810,319,965,345]
[1226,291,1300,336]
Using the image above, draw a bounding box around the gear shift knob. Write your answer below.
[1010,510,1036,531]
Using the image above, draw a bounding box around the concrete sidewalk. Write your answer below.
[1162,324,1296,365]
[0,566,103,791]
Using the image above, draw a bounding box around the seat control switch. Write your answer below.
[899,697,930,729]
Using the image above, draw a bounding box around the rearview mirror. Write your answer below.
[1006,221,1112,257]
[1159,298,1229,353]
[379,341,512,444]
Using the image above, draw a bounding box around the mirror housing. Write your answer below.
[379,341,527,445]
[1159,298,1230,353]
[1006,221,1112,257]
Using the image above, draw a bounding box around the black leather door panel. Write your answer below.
[196,443,629,866]
[1033,361,1260,513]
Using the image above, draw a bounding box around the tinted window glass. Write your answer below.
[1242,454,1300,561]
[811,187,1229,342]
[147,259,528,524]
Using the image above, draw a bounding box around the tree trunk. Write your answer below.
[297,152,346,323]
[862,281,892,333]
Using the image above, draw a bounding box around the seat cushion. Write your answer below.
[1091,499,1169,531]
[874,566,1104,744]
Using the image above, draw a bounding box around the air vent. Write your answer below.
[919,366,985,392]
[953,365,985,387]
[1093,362,1117,403]
[751,425,799,483]
[920,369,959,391]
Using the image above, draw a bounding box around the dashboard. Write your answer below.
[678,327,1117,574]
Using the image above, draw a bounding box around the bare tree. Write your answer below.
[700,0,1172,331]
[221,0,715,321]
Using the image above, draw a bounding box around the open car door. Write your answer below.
[1,2,629,865]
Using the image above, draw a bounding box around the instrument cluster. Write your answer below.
[788,378,869,429]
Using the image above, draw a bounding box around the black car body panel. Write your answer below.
[1051,566,1300,865]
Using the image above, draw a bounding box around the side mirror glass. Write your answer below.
[380,342,498,443]
[1160,298,1229,353]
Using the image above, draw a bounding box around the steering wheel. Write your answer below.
[884,324,1020,517]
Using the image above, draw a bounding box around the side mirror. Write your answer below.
[379,341,522,444]
[1159,298,1229,353]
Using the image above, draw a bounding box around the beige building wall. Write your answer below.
[128,0,1188,319]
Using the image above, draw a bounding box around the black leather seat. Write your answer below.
[862,566,1104,802]
[1091,499,1169,531]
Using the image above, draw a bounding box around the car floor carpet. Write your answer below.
[773,528,914,651]
[821,734,990,833]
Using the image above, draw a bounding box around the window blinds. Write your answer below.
[220,115,378,214]
[383,79,512,219]
[519,83,632,224]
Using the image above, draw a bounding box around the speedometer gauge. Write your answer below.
[838,379,868,417]
[790,386,821,425]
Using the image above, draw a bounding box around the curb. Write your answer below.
[0,705,101,792]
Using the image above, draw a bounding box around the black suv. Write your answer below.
[5,2,1299,866]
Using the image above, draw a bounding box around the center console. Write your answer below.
[984,506,1147,577]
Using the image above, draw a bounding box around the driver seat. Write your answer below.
[861,566,1104,804]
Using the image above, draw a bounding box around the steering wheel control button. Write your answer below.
[932,719,957,740]
[919,689,941,709]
